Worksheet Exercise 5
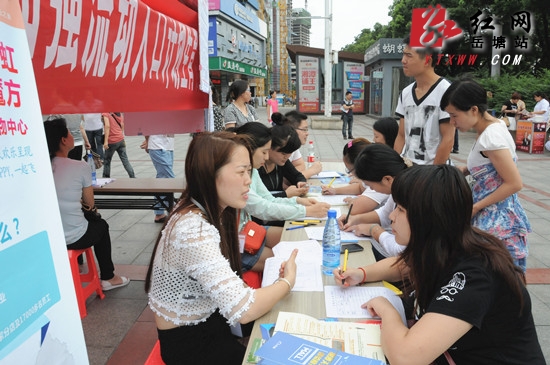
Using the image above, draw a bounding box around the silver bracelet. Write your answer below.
[274,277,292,293]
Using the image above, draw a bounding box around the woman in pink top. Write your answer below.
[101,112,135,178]
[266,90,279,124]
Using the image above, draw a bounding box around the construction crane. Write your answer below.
[278,0,289,97]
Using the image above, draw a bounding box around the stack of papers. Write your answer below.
[268,312,387,362]
[261,240,323,291]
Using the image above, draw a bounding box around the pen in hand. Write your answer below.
[343,203,353,225]
[327,176,337,188]
[341,249,349,285]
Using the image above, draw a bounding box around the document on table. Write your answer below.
[94,178,115,187]
[313,194,353,206]
[304,226,360,242]
[310,171,342,178]
[324,286,407,325]
[261,240,323,291]
[273,311,386,361]
[303,206,342,221]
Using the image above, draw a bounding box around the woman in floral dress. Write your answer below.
[440,78,531,271]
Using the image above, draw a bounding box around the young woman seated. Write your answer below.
[146,132,298,364]
[44,117,129,292]
[230,122,330,272]
[321,138,388,215]
[334,165,545,365]
[258,124,308,198]
[273,111,323,178]
[339,144,411,260]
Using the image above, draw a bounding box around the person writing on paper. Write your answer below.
[275,110,323,178]
[321,138,389,214]
[440,79,531,271]
[229,122,330,271]
[258,123,308,198]
[146,132,298,364]
[44,118,130,292]
[334,165,545,365]
[339,144,412,261]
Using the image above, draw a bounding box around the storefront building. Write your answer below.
[363,38,413,117]
[208,0,267,105]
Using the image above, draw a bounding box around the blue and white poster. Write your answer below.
[0,0,87,363]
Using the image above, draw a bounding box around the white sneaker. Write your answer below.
[101,276,130,291]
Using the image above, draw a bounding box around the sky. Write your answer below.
[291,0,394,50]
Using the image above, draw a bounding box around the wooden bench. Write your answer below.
[93,178,185,211]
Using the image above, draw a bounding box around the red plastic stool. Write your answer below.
[144,340,165,365]
[67,248,105,318]
[242,270,262,289]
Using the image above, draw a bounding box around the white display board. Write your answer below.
[0,0,88,363]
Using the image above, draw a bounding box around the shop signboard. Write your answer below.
[298,56,319,113]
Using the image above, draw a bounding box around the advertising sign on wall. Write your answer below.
[343,62,365,112]
[298,56,319,113]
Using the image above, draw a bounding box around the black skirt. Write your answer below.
[157,311,245,365]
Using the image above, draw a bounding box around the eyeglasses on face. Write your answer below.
[296,127,309,132]
[345,167,355,174]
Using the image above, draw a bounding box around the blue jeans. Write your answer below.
[86,129,104,160]
[103,140,135,178]
[149,149,175,215]
[342,114,353,138]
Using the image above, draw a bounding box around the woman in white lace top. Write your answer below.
[145,132,297,364]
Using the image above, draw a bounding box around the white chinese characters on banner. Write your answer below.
[20,0,207,116]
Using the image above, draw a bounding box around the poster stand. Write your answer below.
[515,118,547,154]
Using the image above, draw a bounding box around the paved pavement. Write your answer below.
[81,106,550,365]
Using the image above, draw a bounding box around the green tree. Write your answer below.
[341,23,391,53]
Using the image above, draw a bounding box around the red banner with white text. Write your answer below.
[20,0,208,123]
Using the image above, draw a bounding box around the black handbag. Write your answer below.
[81,202,102,221]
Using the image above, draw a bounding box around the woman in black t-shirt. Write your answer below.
[334,165,545,365]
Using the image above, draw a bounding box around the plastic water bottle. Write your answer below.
[307,140,315,168]
[322,210,341,275]
[87,150,97,186]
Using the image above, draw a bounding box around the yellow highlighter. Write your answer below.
[383,280,403,295]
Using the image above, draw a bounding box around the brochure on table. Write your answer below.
[256,331,385,365]
[271,311,386,362]
[0,2,87,363]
